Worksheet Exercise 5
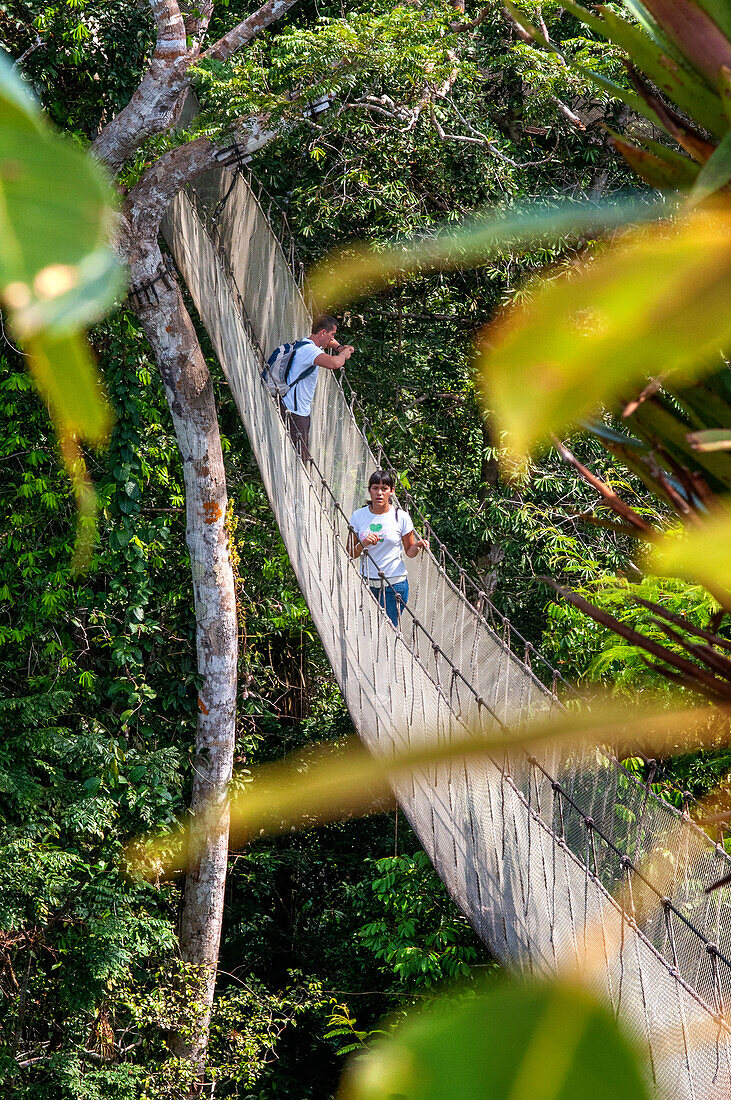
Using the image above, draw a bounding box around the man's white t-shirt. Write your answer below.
[281,339,321,416]
[350,505,414,582]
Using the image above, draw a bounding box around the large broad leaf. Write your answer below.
[640,0,731,88]
[24,331,111,443]
[338,981,649,1100]
[694,0,731,43]
[689,128,731,204]
[132,702,720,877]
[648,506,731,600]
[0,49,121,442]
[561,1,727,138]
[478,206,731,467]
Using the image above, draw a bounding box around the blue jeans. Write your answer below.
[370,578,409,628]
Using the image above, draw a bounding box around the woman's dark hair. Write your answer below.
[368,469,395,489]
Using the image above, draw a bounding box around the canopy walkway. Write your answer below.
[163,165,731,1098]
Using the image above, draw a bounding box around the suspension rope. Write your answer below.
[169,179,731,1081]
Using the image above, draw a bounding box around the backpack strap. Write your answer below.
[283,340,308,385]
[290,365,318,413]
[287,342,319,412]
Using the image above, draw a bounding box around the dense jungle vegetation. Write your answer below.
[2,0,729,1095]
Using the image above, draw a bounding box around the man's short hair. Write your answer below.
[312,314,338,334]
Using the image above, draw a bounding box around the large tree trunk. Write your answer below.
[89,2,296,1078]
[127,236,237,1073]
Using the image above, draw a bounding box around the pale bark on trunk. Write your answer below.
[123,232,237,1072]
[89,0,298,1078]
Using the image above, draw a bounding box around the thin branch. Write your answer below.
[446,97,557,167]
[551,96,585,129]
[553,437,653,534]
[13,34,44,68]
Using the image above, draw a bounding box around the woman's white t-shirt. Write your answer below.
[350,505,414,582]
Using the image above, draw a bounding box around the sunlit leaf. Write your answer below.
[0,48,122,443]
[478,206,731,467]
[130,702,726,878]
[688,128,731,204]
[687,428,731,451]
[24,331,111,443]
[308,199,667,313]
[610,133,700,190]
[338,981,649,1100]
[647,506,731,600]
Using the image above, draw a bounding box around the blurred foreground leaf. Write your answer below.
[0,48,121,443]
[338,980,649,1100]
[478,206,731,468]
[131,702,728,878]
[307,199,666,313]
[647,506,731,605]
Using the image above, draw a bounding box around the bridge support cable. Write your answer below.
[163,167,731,1097]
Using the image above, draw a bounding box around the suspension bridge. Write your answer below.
[162,162,731,1097]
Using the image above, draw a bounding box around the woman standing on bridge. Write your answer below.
[348,470,429,628]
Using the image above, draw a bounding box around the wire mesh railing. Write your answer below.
[163,167,731,1097]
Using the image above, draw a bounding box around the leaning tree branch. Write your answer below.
[123,114,276,246]
[201,0,300,63]
[149,0,188,63]
[91,0,190,174]
[552,437,653,534]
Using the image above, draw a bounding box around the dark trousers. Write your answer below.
[279,398,311,463]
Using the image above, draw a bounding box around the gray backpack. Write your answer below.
[262,341,315,403]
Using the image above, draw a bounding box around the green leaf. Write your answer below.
[721,64,731,125]
[0,48,122,445]
[309,198,668,312]
[688,128,731,203]
[610,132,700,190]
[134,702,711,878]
[618,0,693,69]
[687,428,731,451]
[338,981,649,1100]
[561,1,727,138]
[647,506,731,598]
[478,207,731,466]
[24,331,111,443]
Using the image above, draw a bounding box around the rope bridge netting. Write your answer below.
[162,166,731,1097]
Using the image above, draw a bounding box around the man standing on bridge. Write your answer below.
[275,315,354,463]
